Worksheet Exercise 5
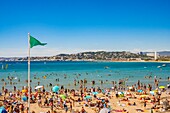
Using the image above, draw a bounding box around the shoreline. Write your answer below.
[1,60,170,63]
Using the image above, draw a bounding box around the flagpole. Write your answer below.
[28,33,31,113]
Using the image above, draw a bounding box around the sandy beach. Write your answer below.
[1,77,170,113]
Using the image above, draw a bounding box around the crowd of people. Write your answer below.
[0,75,170,113]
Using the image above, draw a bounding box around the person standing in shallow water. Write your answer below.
[74,79,76,86]
[14,86,16,92]
[92,81,95,85]
[137,80,140,89]
[2,86,4,93]
[101,80,103,85]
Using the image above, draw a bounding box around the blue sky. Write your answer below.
[0,0,170,57]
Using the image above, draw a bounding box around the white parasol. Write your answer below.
[35,86,43,89]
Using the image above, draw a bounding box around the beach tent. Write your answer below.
[52,86,59,92]
[35,86,43,89]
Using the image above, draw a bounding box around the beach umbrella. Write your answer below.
[99,108,110,113]
[159,86,165,89]
[35,86,43,89]
[118,92,124,95]
[59,95,66,100]
[85,95,92,99]
[128,87,133,89]
[92,92,99,95]
[22,90,27,93]
[22,96,27,101]
[150,91,155,95]
[137,89,143,93]
[52,86,59,92]
[118,92,124,97]
[153,90,158,92]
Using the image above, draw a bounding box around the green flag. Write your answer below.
[29,35,47,48]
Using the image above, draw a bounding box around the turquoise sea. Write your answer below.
[0,61,170,91]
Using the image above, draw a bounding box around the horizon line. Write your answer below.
[1,50,170,58]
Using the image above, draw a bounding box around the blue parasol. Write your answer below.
[92,92,99,95]
[137,89,143,93]
[22,96,27,101]
[85,95,92,99]
[52,86,59,92]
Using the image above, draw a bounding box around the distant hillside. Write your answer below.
[158,51,170,56]
[1,50,170,61]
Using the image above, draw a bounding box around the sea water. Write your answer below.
[0,61,170,91]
